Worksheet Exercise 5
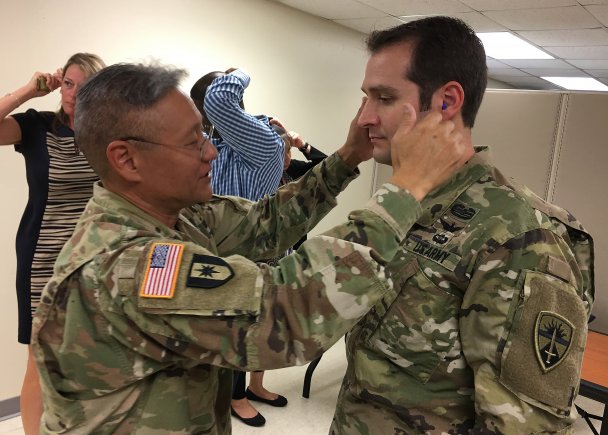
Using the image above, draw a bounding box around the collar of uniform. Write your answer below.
[92,182,183,239]
[416,146,492,226]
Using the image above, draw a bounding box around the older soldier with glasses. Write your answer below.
[31,62,469,434]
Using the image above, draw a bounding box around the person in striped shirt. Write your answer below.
[191,68,287,427]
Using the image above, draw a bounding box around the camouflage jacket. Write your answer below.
[330,147,594,435]
[31,152,425,435]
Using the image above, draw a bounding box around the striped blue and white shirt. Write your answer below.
[204,69,284,201]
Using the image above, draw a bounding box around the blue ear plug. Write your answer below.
[441,102,447,110]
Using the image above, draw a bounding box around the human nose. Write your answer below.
[200,138,218,162]
[357,98,378,128]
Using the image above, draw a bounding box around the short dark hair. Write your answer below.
[190,71,224,126]
[270,123,293,154]
[366,16,487,128]
[74,63,187,177]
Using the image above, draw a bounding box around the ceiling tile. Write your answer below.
[584,69,608,77]
[356,0,472,17]
[498,76,562,90]
[488,68,531,77]
[483,6,599,30]
[498,59,574,68]
[568,59,608,68]
[333,16,405,33]
[461,0,576,11]
[267,0,608,90]
[586,5,608,25]
[449,11,506,32]
[545,45,608,59]
[521,68,587,77]
[517,28,608,46]
[274,0,385,19]
[486,59,512,68]
[489,68,532,81]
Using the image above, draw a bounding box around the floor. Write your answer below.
[0,340,604,434]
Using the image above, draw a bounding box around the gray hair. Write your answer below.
[74,63,187,177]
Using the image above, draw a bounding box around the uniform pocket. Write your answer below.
[366,264,461,384]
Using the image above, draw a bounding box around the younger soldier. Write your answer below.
[330,16,594,434]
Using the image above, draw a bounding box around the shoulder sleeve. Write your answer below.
[11,109,53,153]
[202,152,357,260]
[460,228,590,433]
[108,180,422,372]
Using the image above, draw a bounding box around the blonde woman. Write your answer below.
[0,52,105,434]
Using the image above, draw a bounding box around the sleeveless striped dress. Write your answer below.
[13,109,98,343]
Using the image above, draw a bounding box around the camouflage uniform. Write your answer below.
[32,153,425,434]
[330,147,594,435]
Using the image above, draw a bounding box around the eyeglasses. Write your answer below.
[204,124,215,141]
[120,125,214,160]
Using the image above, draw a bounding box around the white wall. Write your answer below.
[0,0,371,403]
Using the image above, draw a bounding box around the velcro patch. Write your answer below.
[187,254,235,288]
[140,243,184,299]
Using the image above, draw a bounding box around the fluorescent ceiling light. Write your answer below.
[541,76,608,91]
[477,32,553,60]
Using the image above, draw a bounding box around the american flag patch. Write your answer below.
[139,243,184,298]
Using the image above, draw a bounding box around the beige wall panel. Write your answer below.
[373,90,562,196]
[552,93,607,334]
[472,90,563,199]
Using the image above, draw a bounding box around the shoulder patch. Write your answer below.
[140,243,184,299]
[534,311,575,373]
[187,254,235,289]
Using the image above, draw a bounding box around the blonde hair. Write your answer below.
[56,53,106,128]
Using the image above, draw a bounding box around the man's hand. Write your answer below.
[337,98,373,168]
[389,103,472,201]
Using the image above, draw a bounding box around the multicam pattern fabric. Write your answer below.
[330,147,594,435]
[32,152,424,434]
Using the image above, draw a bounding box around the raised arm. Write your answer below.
[0,70,61,145]
[203,69,284,171]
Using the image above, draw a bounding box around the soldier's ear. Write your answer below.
[107,140,143,182]
[435,81,464,118]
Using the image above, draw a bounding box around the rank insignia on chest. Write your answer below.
[140,242,184,299]
[534,311,575,373]
[449,202,479,221]
[187,254,235,288]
